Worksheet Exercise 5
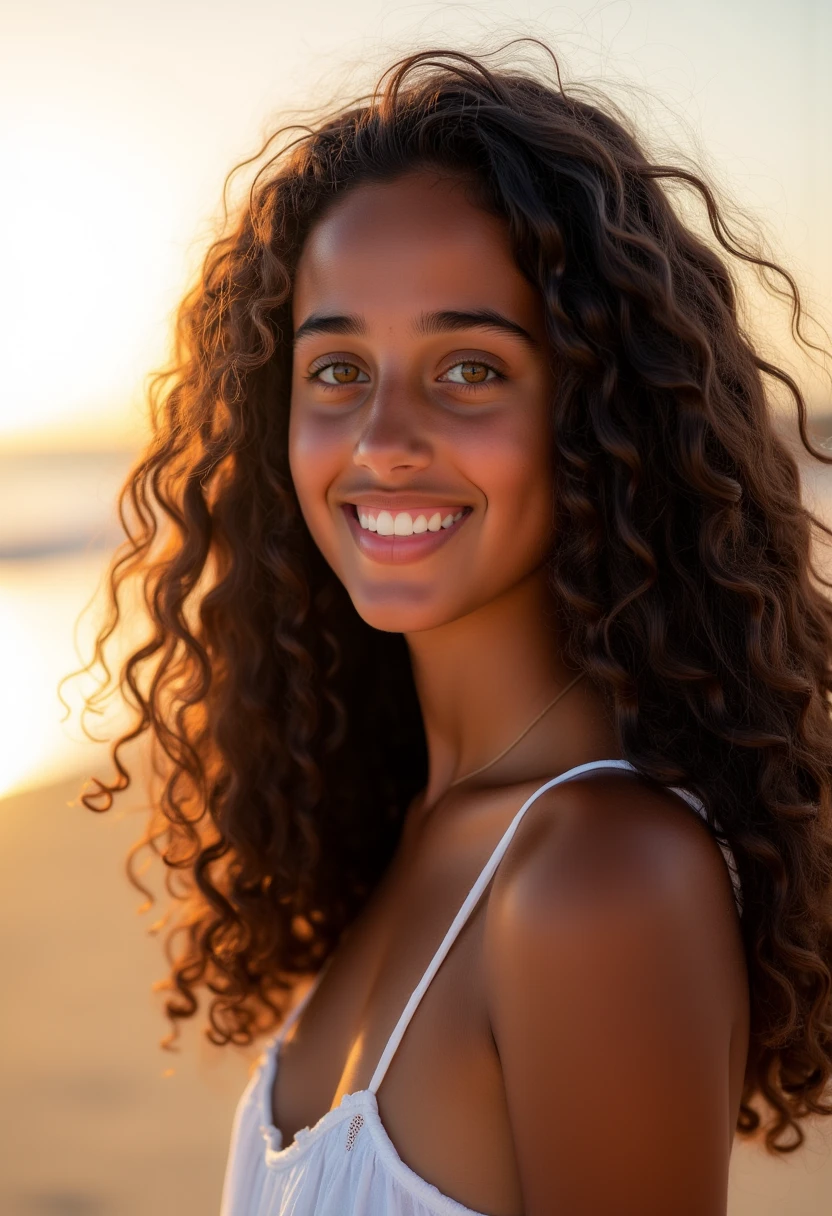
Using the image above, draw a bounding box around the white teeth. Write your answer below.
[355,507,467,533]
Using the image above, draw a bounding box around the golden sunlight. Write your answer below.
[0,109,174,447]
[0,554,107,796]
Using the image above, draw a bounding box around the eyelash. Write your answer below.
[306,358,506,393]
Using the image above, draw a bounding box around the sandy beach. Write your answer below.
[0,771,258,1216]
[1,770,830,1215]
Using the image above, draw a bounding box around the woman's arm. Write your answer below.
[484,775,748,1216]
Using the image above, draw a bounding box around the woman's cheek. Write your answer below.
[463,418,553,543]
[289,413,339,521]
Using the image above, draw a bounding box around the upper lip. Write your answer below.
[341,493,472,510]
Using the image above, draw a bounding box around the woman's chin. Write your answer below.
[346,584,467,635]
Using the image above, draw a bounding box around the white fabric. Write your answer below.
[220,759,742,1215]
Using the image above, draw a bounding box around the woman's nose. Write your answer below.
[352,385,432,477]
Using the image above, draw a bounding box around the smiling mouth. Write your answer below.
[341,504,472,564]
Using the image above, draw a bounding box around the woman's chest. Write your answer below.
[272,816,527,1216]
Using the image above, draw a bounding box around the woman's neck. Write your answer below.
[406,569,614,808]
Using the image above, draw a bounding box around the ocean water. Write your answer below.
[0,450,135,797]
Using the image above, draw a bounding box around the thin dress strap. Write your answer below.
[663,784,743,914]
[368,759,744,1093]
[367,758,640,1094]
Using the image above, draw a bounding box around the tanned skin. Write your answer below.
[280,169,749,1216]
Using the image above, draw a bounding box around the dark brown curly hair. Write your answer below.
[80,43,832,1153]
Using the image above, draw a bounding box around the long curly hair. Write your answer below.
[80,43,832,1152]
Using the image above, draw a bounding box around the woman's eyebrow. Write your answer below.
[293,308,539,348]
[414,309,539,349]
[294,313,366,343]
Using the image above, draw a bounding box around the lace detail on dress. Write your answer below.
[344,1113,364,1151]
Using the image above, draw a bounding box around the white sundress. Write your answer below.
[220,758,742,1215]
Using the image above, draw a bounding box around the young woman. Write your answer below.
[83,45,832,1216]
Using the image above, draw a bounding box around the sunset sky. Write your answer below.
[1,0,830,453]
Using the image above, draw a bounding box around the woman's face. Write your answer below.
[289,170,554,634]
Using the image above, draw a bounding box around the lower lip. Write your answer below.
[341,505,471,564]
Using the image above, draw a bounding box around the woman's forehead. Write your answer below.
[292,172,541,334]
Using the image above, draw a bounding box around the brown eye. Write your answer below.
[313,361,368,386]
[443,360,498,386]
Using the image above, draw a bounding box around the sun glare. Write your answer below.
[0,552,116,799]
[0,110,176,447]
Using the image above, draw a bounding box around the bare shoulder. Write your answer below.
[487,770,742,953]
[482,771,748,1215]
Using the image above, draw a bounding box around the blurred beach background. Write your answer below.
[1,1,831,1213]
